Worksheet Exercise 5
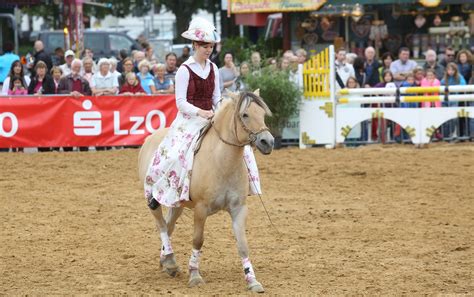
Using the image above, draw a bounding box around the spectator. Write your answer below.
[235,62,250,91]
[413,66,425,86]
[210,42,222,67]
[90,58,118,96]
[164,52,178,83]
[441,63,466,139]
[118,57,134,88]
[81,57,95,84]
[28,61,55,95]
[177,46,191,67]
[280,57,290,71]
[60,50,75,77]
[145,45,158,67]
[133,51,146,73]
[219,52,238,93]
[400,73,418,107]
[283,50,295,60]
[423,49,444,80]
[364,46,380,87]
[420,68,441,108]
[7,75,28,95]
[153,63,174,94]
[120,72,146,95]
[378,52,394,81]
[29,40,53,77]
[51,47,65,67]
[250,51,262,72]
[116,49,128,73]
[136,60,156,95]
[346,76,360,89]
[109,57,121,83]
[50,66,62,93]
[345,53,357,65]
[440,47,455,68]
[289,55,303,89]
[1,60,31,95]
[372,70,395,142]
[353,57,368,88]
[0,42,20,84]
[266,57,278,70]
[390,47,417,85]
[335,48,355,90]
[57,59,92,97]
[295,48,307,64]
[456,49,472,83]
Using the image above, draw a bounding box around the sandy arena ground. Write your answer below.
[0,144,473,295]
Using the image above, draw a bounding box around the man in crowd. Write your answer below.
[60,50,75,77]
[29,40,53,77]
[57,59,91,97]
[423,49,445,80]
[165,52,178,83]
[390,47,417,85]
[440,47,455,68]
[116,49,128,73]
[364,46,380,87]
[334,47,355,90]
[0,42,19,85]
[177,46,191,67]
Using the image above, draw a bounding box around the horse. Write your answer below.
[138,90,274,292]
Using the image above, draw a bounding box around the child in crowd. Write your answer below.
[8,75,28,95]
[119,72,146,95]
[153,63,174,94]
[413,66,425,86]
[420,68,441,108]
[400,73,418,108]
[50,66,62,94]
[346,76,360,89]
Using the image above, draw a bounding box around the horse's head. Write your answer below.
[226,89,274,155]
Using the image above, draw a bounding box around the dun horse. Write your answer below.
[138,90,274,292]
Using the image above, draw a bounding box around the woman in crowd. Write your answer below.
[378,52,394,82]
[8,75,28,95]
[119,72,146,95]
[118,57,134,88]
[28,61,55,95]
[456,49,472,83]
[81,57,95,84]
[1,60,31,95]
[353,57,368,88]
[279,57,290,71]
[153,63,174,94]
[235,62,250,91]
[219,52,239,93]
[136,60,156,95]
[50,66,62,94]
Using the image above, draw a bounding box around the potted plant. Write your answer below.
[245,67,302,148]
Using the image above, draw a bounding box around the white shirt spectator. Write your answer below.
[390,59,417,83]
[335,60,355,90]
[60,63,72,77]
[90,71,118,93]
[175,56,221,116]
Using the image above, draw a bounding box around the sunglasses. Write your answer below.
[446,54,455,57]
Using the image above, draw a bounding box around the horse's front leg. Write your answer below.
[230,204,264,293]
[188,203,208,287]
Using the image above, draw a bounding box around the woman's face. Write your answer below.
[52,69,61,80]
[384,56,392,67]
[240,64,250,76]
[140,66,149,75]
[37,67,46,77]
[123,61,133,73]
[100,63,110,74]
[195,43,214,60]
[13,63,22,74]
[347,79,357,88]
[281,59,290,70]
[224,54,233,66]
[459,53,467,64]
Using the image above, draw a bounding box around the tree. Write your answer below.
[160,0,207,43]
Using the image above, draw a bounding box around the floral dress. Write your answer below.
[144,61,261,207]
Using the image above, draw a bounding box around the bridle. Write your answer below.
[211,94,269,147]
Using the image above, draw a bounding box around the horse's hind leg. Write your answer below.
[229,205,264,293]
[150,203,179,277]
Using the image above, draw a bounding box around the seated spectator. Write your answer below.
[28,61,55,95]
[219,52,238,93]
[1,60,31,95]
[136,60,156,95]
[120,72,146,95]
[118,57,134,88]
[456,49,472,83]
[390,47,417,85]
[57,59,92,97]
[413,66,425,86]
[81,57,95,84]
[420,68,441,108]
[165,52,178,83]
[109,57,121,83]
[60,50,75,77]
[153,63,174,94]
[235,62,250,91]
[0,42,20,85]
[7,75,28,95]
[378,52,394,82]
[423,49,444,80]
[50,66,63,93]
[90,58,118,96]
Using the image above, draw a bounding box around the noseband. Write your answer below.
[211,95,269,147]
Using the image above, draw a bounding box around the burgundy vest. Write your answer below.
[183,64,214,111]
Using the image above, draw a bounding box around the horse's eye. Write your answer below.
[243,113,249,118]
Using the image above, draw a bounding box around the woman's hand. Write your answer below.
[197,109,214,119]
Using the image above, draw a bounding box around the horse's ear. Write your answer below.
[227,90,240,102]
[253,89,260,97]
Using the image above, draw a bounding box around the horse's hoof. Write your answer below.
[160,254,180,277]
[188,274,205,287]
[248,280,264,293]
[163,265,180,277]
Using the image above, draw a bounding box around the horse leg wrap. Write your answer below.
[188,249,202,271]
[242,257,256,283]
[160,232,173,255]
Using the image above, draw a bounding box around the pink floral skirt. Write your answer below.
[144,112,262,207]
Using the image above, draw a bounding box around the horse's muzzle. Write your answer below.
[255,131,274,155]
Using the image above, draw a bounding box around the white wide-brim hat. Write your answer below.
[181,17,221,43]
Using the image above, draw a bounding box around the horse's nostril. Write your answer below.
[260,139,268,147]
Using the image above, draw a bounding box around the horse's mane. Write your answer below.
[236,91,272,117]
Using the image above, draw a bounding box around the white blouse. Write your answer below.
[175,56,221,115]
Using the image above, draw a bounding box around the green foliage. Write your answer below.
[220,35,283,65]
[244,67,301,136]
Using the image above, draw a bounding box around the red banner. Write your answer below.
[0,95,178,148]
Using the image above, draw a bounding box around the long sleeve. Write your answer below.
[1,77,9,95]
[212,63,221,108]
[175,66,200,115]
